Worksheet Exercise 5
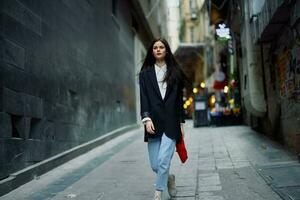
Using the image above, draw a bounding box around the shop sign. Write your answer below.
[195,102,206,110]
[216,23,231,41]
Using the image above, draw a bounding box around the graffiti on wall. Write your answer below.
[277,30,300,101]
[290,41,300,100]
[277,49,289,98]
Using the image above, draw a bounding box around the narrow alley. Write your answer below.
[0,1,299,200]
[1,121,298,200]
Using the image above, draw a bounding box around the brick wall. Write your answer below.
[0,0,137,179]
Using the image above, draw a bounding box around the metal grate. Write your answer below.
[257,163,300,200]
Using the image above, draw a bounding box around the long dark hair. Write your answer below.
[140,38,187,87]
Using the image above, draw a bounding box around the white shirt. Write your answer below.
[141,64,184,125]
[154,64,167,99]
[141,64,167,124]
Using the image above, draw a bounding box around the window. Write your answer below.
[189,0,195,11]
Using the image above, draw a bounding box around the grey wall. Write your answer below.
[0,0,137,179]
[272,21,300,151]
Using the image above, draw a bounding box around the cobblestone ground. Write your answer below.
[1,121,298,200]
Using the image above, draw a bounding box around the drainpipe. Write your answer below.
[242,0,267,117]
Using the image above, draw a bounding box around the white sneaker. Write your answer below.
[154,190,162,200]
[168,174,177,197]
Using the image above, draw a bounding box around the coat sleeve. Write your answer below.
[139,73,151,119]
[178,83,185,123]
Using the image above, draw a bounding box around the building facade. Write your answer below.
[227,0,300,152]
[177,0,214,87]
[0,0,167,182]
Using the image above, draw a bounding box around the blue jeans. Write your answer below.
[148,133,176,191]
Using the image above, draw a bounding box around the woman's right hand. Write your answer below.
[145,120,155,134]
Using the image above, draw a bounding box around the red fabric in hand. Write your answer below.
[176,135,188,163]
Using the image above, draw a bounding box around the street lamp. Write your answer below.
[224,86,229,93]
[200,82,206,88]
[193,87,198,94]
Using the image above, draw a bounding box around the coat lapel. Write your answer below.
[147,65,176,102]
[148,66,163,101]
[163,83,173,102]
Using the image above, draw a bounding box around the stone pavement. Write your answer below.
[0,120,298,200]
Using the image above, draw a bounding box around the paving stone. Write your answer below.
[233,161,251,168]
[198,166,216,171]
[1,123,297,200]
[177,178,197,187]
[198,179,220,186]
[198,195,224,200]
[198,185,222,192]
[176,188,196,197]
[216,164,234,169]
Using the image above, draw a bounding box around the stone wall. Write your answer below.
[275,21,300,152]
[0,0,137,179]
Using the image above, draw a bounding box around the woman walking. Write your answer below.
[139,38,187,200]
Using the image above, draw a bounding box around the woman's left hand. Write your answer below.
[180,124,185,137]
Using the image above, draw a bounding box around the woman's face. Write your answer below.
[152,41,166,61]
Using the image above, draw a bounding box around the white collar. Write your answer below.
[154,64,167,72]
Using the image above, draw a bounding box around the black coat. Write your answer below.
[139,65,185,142]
